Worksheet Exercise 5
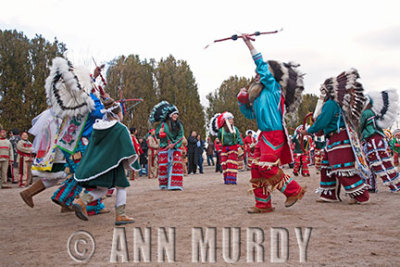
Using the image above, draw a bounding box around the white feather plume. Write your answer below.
[45,57,94,118]
[369,89,399,129]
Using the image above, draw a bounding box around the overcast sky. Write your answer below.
[1,0,400,108]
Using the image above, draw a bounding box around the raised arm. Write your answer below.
[242,34,280,91]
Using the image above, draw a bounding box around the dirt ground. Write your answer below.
[1,164,400,266]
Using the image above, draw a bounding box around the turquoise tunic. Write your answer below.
[156,121,184,149]
[307,100,345,135]
[239,52,283,131]
[218,126,244,146]
[360,109,384,140]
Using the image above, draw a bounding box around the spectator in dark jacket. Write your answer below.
[195,135,205,174]
[187,131,198,174]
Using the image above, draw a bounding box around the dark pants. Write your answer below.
[188,153,197,174]
[197,155,204,173]
[215,152,222,173]
[207,155,214,166]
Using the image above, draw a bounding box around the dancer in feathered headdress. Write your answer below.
[149,101,184,190]
[209,112,243,184]
[20,58,110,216]
[361,89,400,192]
[237,35,306,213]
[302,69,370,204]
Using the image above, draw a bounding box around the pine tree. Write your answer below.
[106,55,157,137]
[0,30,31,131]
[154,55,205,138]
[0,30,66,132]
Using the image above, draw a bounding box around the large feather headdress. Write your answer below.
[320,68,367,130]
[209,113,221,136]
[208,112,234,135]
[245,60,304,123]
[367,89,399,129]
[267,60,305,114]
[149,101,179,123]
[45,57,95,118]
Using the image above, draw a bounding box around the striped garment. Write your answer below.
[158,148,183,190]
[363,134,400,192]
[0,138,13,161]
[220,145,239,184]
[316,129,369,202]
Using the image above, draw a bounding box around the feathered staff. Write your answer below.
[204,29,283,49]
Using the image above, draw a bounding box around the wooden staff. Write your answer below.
[204,29,283,49]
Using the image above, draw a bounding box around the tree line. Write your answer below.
[0,29,66,131]
[0,29,317,139]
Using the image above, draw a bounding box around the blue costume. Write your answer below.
[239,50,305,213]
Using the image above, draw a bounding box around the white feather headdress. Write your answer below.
[45,57,95,118]
[368,89,399,129]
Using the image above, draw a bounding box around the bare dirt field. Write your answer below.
[1,165,399,266]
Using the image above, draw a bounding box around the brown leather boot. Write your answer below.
[20,179,46,208]
[72,197,91,221]
[115,205,135,225]
[285,187,307,208]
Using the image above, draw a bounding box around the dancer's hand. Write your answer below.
[93,66,102,78]
[242,34,255,51]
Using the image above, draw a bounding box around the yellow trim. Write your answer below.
[32,166,53,171]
